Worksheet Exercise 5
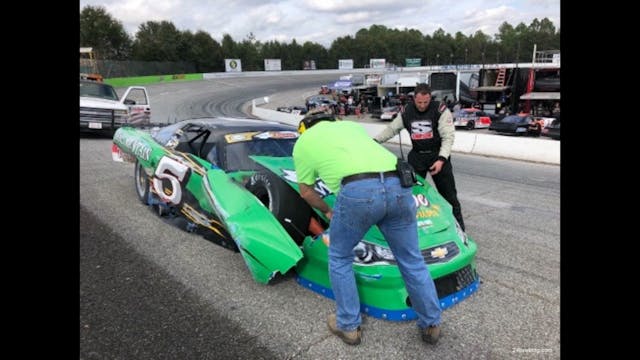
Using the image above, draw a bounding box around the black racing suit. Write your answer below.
[403,101,465,230]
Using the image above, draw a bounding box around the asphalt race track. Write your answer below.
[80,74,560,359]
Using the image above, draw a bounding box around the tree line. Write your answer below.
[80,5,560,74]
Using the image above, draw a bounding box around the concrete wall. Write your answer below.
[252,100,560,165]
[252,98,304,126]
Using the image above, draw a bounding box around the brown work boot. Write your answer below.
[327,314,362,345]
[421,325,441,344]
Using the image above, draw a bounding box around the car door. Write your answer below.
[121,86,151,125]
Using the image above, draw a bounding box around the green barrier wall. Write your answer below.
[104,73,203,87]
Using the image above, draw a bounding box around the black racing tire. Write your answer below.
[246,171,312,244]
[529,124,542,137]
[134,160,151,205]
[466,120,475,130]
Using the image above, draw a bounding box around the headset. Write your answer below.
[297,112,336,134]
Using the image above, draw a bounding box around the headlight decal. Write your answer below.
[353,241,395,266]
[352,240,460,266]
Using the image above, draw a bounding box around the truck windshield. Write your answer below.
[80,81,119,101]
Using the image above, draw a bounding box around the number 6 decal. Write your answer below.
[153,156,190,204]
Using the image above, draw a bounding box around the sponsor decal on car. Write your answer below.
[430,247,449,259]
[255,131,299,139]
[414,193,430,207]
[417,204,442,218]
[226,132,259,143]
[114,130,152,161]
[227,131,299,143]
[417,219,434,228]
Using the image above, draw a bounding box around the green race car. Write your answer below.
[112,117,479,321]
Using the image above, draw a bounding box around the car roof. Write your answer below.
[177,117,297,134]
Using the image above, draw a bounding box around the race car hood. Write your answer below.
[204,169,303,284]
[250,156,453,245]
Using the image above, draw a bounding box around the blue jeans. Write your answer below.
[329,175,442,331]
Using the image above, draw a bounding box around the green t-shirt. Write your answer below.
[293,120,397,193]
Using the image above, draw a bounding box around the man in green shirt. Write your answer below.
[293,111,442,346]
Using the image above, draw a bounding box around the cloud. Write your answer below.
[303,0,402,12]
[80,0,560,47]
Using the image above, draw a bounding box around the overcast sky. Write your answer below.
[79,0,560,48]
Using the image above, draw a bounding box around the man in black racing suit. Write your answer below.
[374,83,466,231]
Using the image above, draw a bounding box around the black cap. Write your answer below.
[298,111,336,134]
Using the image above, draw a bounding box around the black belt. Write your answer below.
[341,171,397,185]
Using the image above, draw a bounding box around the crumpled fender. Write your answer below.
[203,169,303,284]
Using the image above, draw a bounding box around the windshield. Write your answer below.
[225,138,296,171]
[80,81,119,101]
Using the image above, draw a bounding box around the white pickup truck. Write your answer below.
[80,79,151,134]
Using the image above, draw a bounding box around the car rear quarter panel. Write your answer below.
[113,127,303,284]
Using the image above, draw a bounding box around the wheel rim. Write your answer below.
[135,164,148,198]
